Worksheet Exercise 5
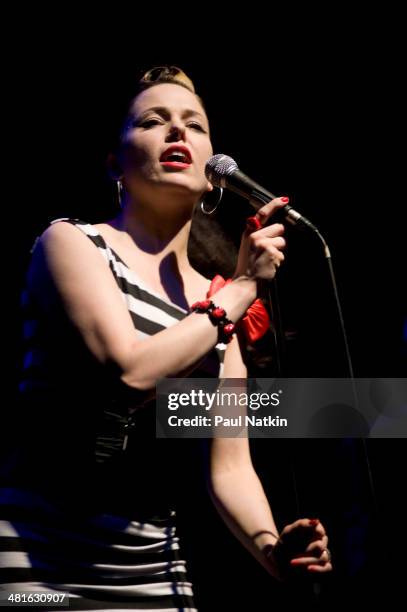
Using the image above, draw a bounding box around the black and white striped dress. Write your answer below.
[0,219,226,611]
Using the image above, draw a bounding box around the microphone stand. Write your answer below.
[248,195,378,605]
[249,191,356,385]
[265,278,285,377]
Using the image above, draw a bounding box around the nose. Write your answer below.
[166,122,186,142]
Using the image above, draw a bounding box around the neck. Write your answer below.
[110,190,197,273]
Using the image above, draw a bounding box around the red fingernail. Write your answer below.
[309,519,319,526]
[246,216,262,231]
[290,558,302,565]
[281,196,290,203]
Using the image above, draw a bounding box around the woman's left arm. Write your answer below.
[207,336,332,580]
[207,335,282,578]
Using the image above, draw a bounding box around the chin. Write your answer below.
[161,175,202,194]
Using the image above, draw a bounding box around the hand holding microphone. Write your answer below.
[204,153,320,284]
[205,154,318,231]
[234,197,288,282]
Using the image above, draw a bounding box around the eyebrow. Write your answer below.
[137,106,206,122]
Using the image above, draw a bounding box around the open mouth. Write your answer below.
[160,146,192,166]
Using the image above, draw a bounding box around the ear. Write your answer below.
[106,153,123,181]
[206,181,214,192]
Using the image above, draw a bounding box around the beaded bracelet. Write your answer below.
[190,299,236,344]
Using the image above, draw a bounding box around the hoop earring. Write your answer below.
[116,180,124,209]
[200,187,223,215]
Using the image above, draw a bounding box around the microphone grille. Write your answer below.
[205,154,238,185]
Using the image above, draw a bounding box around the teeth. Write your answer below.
[164,151,189,162]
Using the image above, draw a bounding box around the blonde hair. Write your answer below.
[135,65,206,111]
[138,65,196,94]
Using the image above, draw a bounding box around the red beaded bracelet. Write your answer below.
[190,299,236,344]
[206,275,270,344]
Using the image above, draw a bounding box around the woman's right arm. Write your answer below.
[30,222,257,392]
[32,195,286,391]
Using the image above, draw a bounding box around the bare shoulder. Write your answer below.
[36,221,108,268]
[28,221,111,298]
[40,220,91,249]
[25,220,141,365]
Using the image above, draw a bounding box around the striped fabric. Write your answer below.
[1,219,226,610]
[0,489,196,611]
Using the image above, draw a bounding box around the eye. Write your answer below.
[137,118,163,129]
[187,122,207,133]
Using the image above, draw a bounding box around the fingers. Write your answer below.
[238,197,289,282]
[248,228,286,261]
[307,562,333,573]
[305,546,333,573]
[245,225,286,278]
[253,237,286,255]
[288,520,331,573]
[305,536,328,556]
[279,519,329,555]
[249,224,286,241]
[292,518,326,539]
[280,518,325,538]
[275,518,333,577]
[254,196,290,225]
[291,558,332,573]
[290,545,332,572]
[308,521,327,540]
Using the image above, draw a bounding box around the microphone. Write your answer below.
[205,154,318,231]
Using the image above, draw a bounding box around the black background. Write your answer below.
[3,12,406,609]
